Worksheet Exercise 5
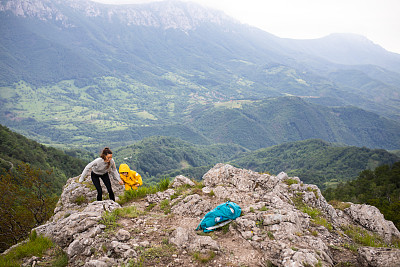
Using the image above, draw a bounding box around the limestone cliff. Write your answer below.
[24,164,400,266]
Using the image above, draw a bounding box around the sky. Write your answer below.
[91,0,400,54]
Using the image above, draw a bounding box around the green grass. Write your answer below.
[73,195,87,205]
[329,200,351,211]
[100,205,145,232]
[192,250,216,263]
[0,231,54,267]
[160,199,171,215]
[118,178,171,205]
[341,225,395,248]
[134,244,177,266]
[284,178,299,186]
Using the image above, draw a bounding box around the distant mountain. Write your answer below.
[282,33,400,73]
[231,139,400,190]
[1,0,400,150]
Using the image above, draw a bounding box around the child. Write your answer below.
[119,163,143,190]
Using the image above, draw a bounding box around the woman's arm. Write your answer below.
[79,158,99,182]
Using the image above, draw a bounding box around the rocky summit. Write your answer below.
[22,164,400,266]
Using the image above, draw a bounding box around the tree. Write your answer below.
[0,164,57,252]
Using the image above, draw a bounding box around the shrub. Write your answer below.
[0,231,53,267]
[284,179,299,186]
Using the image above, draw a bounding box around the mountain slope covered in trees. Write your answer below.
[0,124,88,252]
[1,0,400,151]
[231,139,399,189]
[323,161,400,231]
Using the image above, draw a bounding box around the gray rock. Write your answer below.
[170,227,219,252]
[357,247,400,267]
[116,229,131,241]
[146,188,175,203]
[172,175,195,188]
[171,194,212,217]
[346,204,400,243]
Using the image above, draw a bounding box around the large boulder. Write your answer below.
[345,204,400,243]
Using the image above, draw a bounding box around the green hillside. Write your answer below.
[0,124,88,187]
[188,97,400,150]
[113,136,248,184]
[0,124,88,252]
[231,139,400,189]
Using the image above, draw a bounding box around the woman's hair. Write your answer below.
[100,147,113,168]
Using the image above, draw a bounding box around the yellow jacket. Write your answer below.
[119,164,143,190]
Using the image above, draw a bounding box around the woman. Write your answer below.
[79,147,123,201]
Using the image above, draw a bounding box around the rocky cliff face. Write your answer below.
[23,164,400,266]
[0,0,236,30]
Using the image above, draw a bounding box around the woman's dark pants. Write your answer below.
[91,171,115,201]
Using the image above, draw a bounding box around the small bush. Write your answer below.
[267,231,275,240]
[51,248,69,267]
[260,206,268,211]
[301,206,321,219]
[158,177,170,191]
[160,199,171,214]
[100,210,120,232]
[284,179,299,186]
[312,217,333,231]
[73,195,87,205]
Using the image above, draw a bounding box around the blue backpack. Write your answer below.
[196,201,241,232]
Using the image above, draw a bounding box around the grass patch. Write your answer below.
[293,194,333,231]
[118,178,171,205]
[145,203,156,211]
[49,248,69,267]
[135,244,176,266]
[209,190,215,197]
[192,250,216,263]
[73,195,87,205]
[267,231,275,240]
[284,178,299,186]
[160,199,171,214]
[329,200,351,211]
[100,205,145,232]
[341,225,390,248]
[301,206,321,219]
[0,231,54,267]
[259,206,269,211]
[312,217,333,231]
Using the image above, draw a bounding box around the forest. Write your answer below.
[323,161,400,230]
[0,125,88,252]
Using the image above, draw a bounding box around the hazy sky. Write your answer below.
[92,0,400,54]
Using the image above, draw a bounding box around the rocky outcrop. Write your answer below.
[0,0,236,31]
[18,164,400,266]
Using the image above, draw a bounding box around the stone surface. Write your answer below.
[171,175,195,188]
[15,163,398,267]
